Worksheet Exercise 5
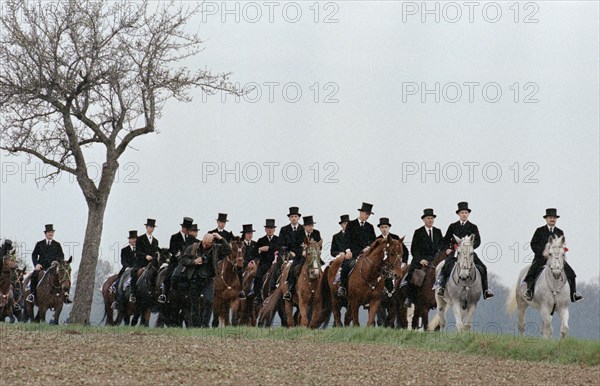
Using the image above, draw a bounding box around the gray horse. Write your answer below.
[429,235,482,331]
[506,235,570,339]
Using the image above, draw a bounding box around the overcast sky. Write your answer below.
[1,1,598,287]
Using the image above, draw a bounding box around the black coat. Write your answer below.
[256,234,280,275]
[136,234,159,265]
[180,240,232,280]
[344,219,376,257]
[330,230,348,257]
[279,223,304,257]
[443,221,481,251]
[242,240,258,265]
[208,228,233,243]
[303,229,322,243]
[410,226,443,263]
[185,235,199,247]
[169,232,188,258]
[531,225,564,258]
[120,245,137,268]
[32,239,64,269]
[376,233,410,264]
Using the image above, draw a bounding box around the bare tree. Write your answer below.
[0,0,241,323]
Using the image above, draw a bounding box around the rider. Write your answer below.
[1,239,21,312]
[130,219,159,303]
[247,219,280,305]
[209,213,234,243]
[283,215,321,301]
[404,209,443,308]
[179,233,231,327]
[375,217,409,264]
[238,224,258,299]
[337,202,377,298]
[110,230,138,297]
[159,217,193,304]
[330,215,350,258]
[27,224,70,304]
[523,208,583,302]
[437,202,494,300]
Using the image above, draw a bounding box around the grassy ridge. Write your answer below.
[3,324,599,366]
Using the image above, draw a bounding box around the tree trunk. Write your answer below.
[69,200,109,324]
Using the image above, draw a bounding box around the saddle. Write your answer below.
[334,258,357,284]
[410,268,426,287]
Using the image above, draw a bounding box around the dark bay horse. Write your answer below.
[24,257,72,324]
[377,260,409,328]
[237,259,257,326]
[0,254,18,322]
[407,250,446,330]
[132,249,169,327]
[101,274,119,325]
[257,249,290,327]
[212,237,245,326]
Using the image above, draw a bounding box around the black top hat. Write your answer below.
[2,239,13,247]
[144,218,157,227]
[421,208,437,219]
[543,208,560,218]
[216,213,229,222]
[456,202,471,214]
[287,207,301,217]
[358,202,374,214]
[180,217,194,228]
[190,224,199,232]
[339,214,350,224]
[377,217,392,227]
[264,219,277,228]
[128,230,138,239]
[44,224,55,232]
[303,216,316,226]
[241,224,256,234]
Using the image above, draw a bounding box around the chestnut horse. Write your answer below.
[348,238,404,326]
[24,257,72,324]
[212,237,245,326]
[284,239,323,327]
[0,254,18,322]
[101,274,119,325]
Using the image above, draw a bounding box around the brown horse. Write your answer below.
[0,254,18,322]
[24,257,72,324]
[408,250,446,330]
[284,239,323,327]
[378,261,409,328]
[256,249,291,327]
[237,260,258,326]
[347,238,404,326]
[312,253,351,327]
[212,237,245,326]
[101,274,119,325]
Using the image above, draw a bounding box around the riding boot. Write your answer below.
[130,272,138,303]
[284,275,296,300]
[237,267,246,299]
[404,285,415,308]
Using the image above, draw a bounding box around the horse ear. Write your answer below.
[469,234,475,243]
[453,234,461,243]
[67,256,73,264]
[559,235,565,244]
[399,236,405,243]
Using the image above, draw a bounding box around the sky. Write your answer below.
[1,1,599,288]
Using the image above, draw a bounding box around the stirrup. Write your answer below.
[523,289,533,301]
[337,287,346,297]
[483,290,494,300]
[572,292,584,303]
[404,298,413,308]
[239,291,246,299]
[13,303,22,312]
[129,295,136,303]
[282,291,292,301]
[112,301,119,310]
[64,295,73,304]
[437,288,445,297]
[157,294,166,304]
[26,294,35,303]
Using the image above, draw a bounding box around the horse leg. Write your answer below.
[367,298,381,327]
[298,296,309,328]
[331,294,342,327]
[540,306,553,338]
[349,298,360,327]
[284,298,295,327]
[452,303,464,331]
[558,306,569,339]
[517,303,526,335]
[463,304,477,331]
[52,303,63,325]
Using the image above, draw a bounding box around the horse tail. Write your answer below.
[257,287,282,327]
[427,313,440,331]
[506,281,518,315]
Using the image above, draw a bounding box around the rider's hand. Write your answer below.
[445,249,452,255]
[248,260,256,267]
[35,264,43,271]
[420,259,429,266]
[146,255,153,261]
[212,233,223,240]
[194,257,203,265]
[259,246,269,253]
[345,251,352,260]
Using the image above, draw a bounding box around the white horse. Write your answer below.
[429,235,482,331]
[506,235,570,339]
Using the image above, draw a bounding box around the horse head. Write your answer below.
[56,256,73,295]
[2,253,18,271]
[303,239,322,279]
[543,234,565,279]
[454,234,475,280]
[230,237,245,269]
